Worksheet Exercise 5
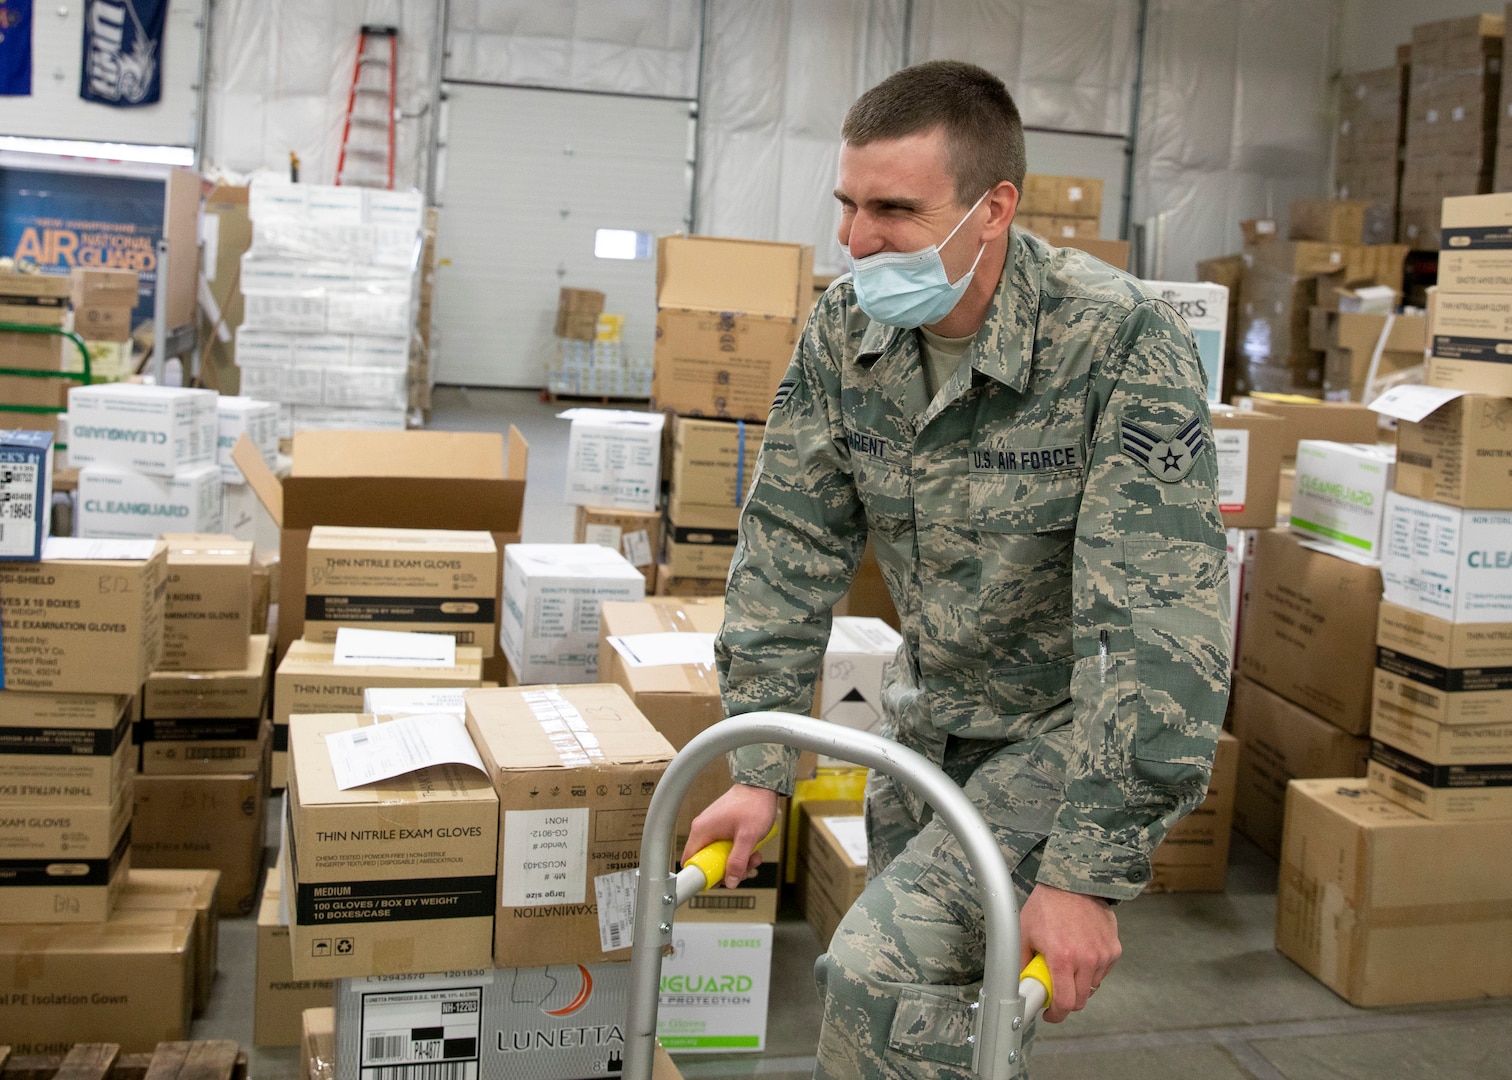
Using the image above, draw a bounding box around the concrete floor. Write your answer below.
[191,388,1512,1079]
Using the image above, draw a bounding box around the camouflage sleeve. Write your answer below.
[1036,298,1232,901]
[716,292,869,795]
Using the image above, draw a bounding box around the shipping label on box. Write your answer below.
[0,430,54,561]
[575,506,660,570]
[1145,281,1228,402]
[145,634,270,719]
[500,544,645,684]
[1289,441,1395,557]
[0,690,130,804]
[659,922,773,1053]
[78,464,225,538]
[161,533,254,671]
[0,537,167,693]
[304,526,498,654]
[1209,407,1285,528]
[561,409,664,513]
[465,685,674,967]
[67,384,217,476]
[1367,743,1512,821]
[1382,492,1512,623]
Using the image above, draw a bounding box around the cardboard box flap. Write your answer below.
[467,684,677,771]
[117,868,221,910]
[163,533,256,566]
[292,430,506,480]
[657,235,808,319]
[0,920,193,955]
[233,433,284,527]
[289,713,497,807]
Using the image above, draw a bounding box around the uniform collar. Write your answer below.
[854,229,1043,396]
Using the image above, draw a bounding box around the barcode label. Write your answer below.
[359,985,483,1080]
[367,1036,405,1060]
[368,1065,475,1080]
[594,868,637,952]
[1399,683,1439,708]
[199,747,248,760]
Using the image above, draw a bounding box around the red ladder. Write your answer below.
[335,24,397,189]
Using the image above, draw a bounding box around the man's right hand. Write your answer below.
[682,784,780,890]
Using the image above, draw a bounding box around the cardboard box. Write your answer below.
[145,633,271,719]
[669,415,765,519]
[231,428,528,665]
[1426,292,1512,396]
[0,430,54,561]
[1309,309,1427,402]
[304,1006,335,1080]
[1437,193,1512,292]
[556,287,606,341]
[1237,529,1382,734]
[114,868,221,1015]
[1060,237,1129,269]
[652,235,814,420]
[1381,493,1512,624]
[1019,174,1103,218]
[255,861,336,1048]
[562,410,663,513]
[659,922,772,1053]
[1276,777,1512,1006]
[218,396,280,485]
[1229,676,1370,858]
[71,267,139,309]
[133,762,268,916]
[1371,671,1512,764]
[798,810,867,946]
[1144,281,1228,402]
[465,684,675,967]
[500,544,645,684]
[273,639,483,788]
[0,787,131,923]
[1391,392,1512,509]
[1373,601,1512,746]
[362,685,469,718]
[161,533,254,670]
[0,918,193,1052]
[1289,441,1395,558]
[139,717,271,776]
[78,464,225,538]
[1016,215,1098,241]
[1240,218,1278,244]
[1209,406,1286,528]
[654,570,728,598]
[0,537,167,694]
[66,384,217,476]
[661,529,737,581]
[1288,199,1394,246]
[575,505,661,574]
[0,690,130,805]
[304,526,498,653]
[1234,396,1382,460]
[1146,731,1239,892]
[1367,743,1512,820]
[285,713,497,979]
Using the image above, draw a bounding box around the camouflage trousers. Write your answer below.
[812,726,1076,1080]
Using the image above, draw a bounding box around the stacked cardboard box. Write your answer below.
[236,177,426,437]
[664,415,764,585]
[1399,15,1503,248]
[1307,307,1427,402]
[575,505,660,589]
[500,543,644,684]
[1146,731,1241,892]
[0,271,73,441]
[408,206,441,419]
[1371,385,1512,821]
[1015,174,1103,241]
[796,804,866,947]
[216,395,280,551]
[1335,65,1410,234]
[255,857,335,1048]
[1289,198,1395,247]
[68,268,140,382]
[68,383,224,537]
[555,287,605,342]
[1428,193,1512,396]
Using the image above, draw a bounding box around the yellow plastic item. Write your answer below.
[685,823,780,891]
[1019,953,1053,1011]
[786,768,869,882]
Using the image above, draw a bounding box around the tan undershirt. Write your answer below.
[918,325,976,399]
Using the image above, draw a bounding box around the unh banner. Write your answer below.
[79,0,165,107]
[0,0,34,96]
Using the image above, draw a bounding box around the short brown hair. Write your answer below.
[842,60,1026,204]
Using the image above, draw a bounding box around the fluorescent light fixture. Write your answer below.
[594,228,653,260]
[0,136,194,167]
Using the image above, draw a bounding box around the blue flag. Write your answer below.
[0,0,33,96]
[79,0,165,107]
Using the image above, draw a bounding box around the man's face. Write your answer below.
[835,126,983,282]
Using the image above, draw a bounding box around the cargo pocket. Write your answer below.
[886,986,978,1071]
[971,471,1081,653]
[1126,538,1228,765]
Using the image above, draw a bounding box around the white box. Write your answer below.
[289,405,408,432]
[561,409,664,512]
[304,184,366,226]
[248,177,307,222]
[1382,492,1512,624]
[239,258,306,293]
[818,616,903,766]
[501,544,646,683]
[1290,440,1396,558]
[1144,281,1229,403]
[0,430,54,561]
[659,922,772,1053]
[350,335,410,370]
[291,333,352,369]
[78,464,224,538]
[216,396,278,485]
[242,290,327,333]
[236,360,293,404]
[322,365,407,410]
[67,384,217,476]
[234,328,296,367]
[326,291,412,336]
[363,189,425,232]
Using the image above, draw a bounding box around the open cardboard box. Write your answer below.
[233,428,527,671]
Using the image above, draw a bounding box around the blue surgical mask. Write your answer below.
[843,189,990,329]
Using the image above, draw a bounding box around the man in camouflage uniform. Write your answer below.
[685,60,1231,1079]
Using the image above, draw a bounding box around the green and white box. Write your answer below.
[67,384,217,476]
[1382,492,1512,624]
[1290,440,1396,558]
[1145,281,1228,403]
[659,922,773,1053]
[78,464,224,539]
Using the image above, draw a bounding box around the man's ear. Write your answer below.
[982,180,1019,242]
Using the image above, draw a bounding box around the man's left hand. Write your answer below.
[1018,883,1121,1023]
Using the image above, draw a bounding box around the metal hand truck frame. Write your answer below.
[622,712,1053,1080]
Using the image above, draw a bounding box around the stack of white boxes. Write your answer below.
[236,178,424,438]
[68,384,224,538]
[215,395,281,552]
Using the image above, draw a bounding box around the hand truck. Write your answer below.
[621,712,1054,1080]
[0,322,93,449]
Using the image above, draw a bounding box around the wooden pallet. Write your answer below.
[0,1042,247,1080]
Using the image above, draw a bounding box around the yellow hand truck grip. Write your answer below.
[1018,953,1053,1014]
[685,823,780,891]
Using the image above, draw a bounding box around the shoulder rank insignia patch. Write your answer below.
[1119,413,1205,482]
[771,378,797,415]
